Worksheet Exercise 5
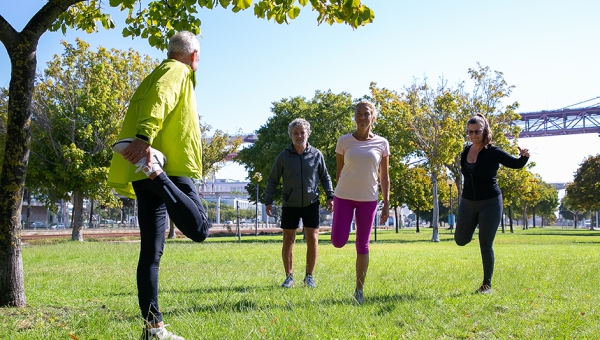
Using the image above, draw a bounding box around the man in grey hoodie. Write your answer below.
[265,118,334,289]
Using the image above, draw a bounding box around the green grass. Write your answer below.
[2,227,600,339]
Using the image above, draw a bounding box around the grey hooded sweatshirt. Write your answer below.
[264,143,334,208]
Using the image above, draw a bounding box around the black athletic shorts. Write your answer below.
[280,202,320,229]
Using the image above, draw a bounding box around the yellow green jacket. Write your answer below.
[108,59,202,198]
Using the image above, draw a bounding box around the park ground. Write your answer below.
[3,226,599,339]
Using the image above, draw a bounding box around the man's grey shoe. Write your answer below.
[303,274,317,288]
[354,289,364,305]
[281,274,294,288]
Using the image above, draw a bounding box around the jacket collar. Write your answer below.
[286,143,312,155]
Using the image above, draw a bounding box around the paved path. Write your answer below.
[21,226,334,241]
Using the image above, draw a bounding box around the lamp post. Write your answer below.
[448,180,455,234]
[253,172,262,237]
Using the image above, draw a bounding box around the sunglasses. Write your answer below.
[468,129,483,135]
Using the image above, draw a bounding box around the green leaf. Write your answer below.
[148,35,159,47]
[299,0,308,6]
[237,0,252,10]
[219,0,231,9]
[288,6,300,20]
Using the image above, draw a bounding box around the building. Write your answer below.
[199,178,266,224]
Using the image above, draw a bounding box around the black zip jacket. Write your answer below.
[461,144,529,201]
[264,143,334,207]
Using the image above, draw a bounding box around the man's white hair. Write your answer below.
[288,118,311,137]
[167,31,200,57]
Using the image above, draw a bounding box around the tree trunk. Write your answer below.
[71,191,85,241]
[501,208,505,233]
[395,207,399,233]
[0,36,38,308]
[430,173,440,242]
[168,219,176,239]
[89,200,95,229]
[508,206,514,233]
[0,0,82,307]
[416,208,420,233]
[532,207,536,228]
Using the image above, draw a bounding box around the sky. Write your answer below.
[1,0,599,184]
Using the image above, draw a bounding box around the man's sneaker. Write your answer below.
[140,324,184,340]
[112,137,136,154]
[281,274,294,288]
[112,138,167,177]
[303,274,317,288]
[354,289,364,305]
[475,284,492,294]
[136,148,166,176]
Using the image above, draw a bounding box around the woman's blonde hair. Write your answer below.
[467,113,493,145]
[355,99,377,118]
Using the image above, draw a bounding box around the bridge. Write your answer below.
[513,97,600,138]
[228,98,600,144]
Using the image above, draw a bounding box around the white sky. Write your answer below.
[1,0,599,183]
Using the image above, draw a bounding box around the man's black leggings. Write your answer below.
[454,194,503,287]
[132,173,210,324]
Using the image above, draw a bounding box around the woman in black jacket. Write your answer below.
[455,114,530,294]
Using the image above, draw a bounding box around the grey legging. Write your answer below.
[454,194,503,287]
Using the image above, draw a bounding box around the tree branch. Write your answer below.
[0,15,19,52]
[21,0,84,46]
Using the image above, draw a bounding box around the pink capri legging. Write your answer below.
[331,196,378,255]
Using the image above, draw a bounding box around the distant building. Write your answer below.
[20,194,68,228]
[199,178,266,223]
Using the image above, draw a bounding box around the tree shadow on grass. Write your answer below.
[164,284,274,295]
[164,290,425,315]
[320,292,423,307]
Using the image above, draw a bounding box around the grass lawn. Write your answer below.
[2,227,599,339]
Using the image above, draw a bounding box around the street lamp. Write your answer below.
[253,172,262,237]
[448,179,455,234]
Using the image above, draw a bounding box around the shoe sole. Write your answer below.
[112,138,167,172]
[112,137,135,154]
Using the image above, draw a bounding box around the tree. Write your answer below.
[401,79,464,242]
[498,165,534,233]
[565,154,600,212]
[560,195,587,228]
[201,124,242,180]
[0,0,374,307]
[449,64,522,204]
[514,173,542,229]
[453,64,524,233]
[166,122,241,238]
[533,181,559,226]
[398,166,433,233]
[0,88,6,168]
[559,201,574,221]
[236,90,355,204]
[23,39,158,241]
[369,82,417,232]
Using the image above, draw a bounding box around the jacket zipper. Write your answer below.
[300,152,304,207]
